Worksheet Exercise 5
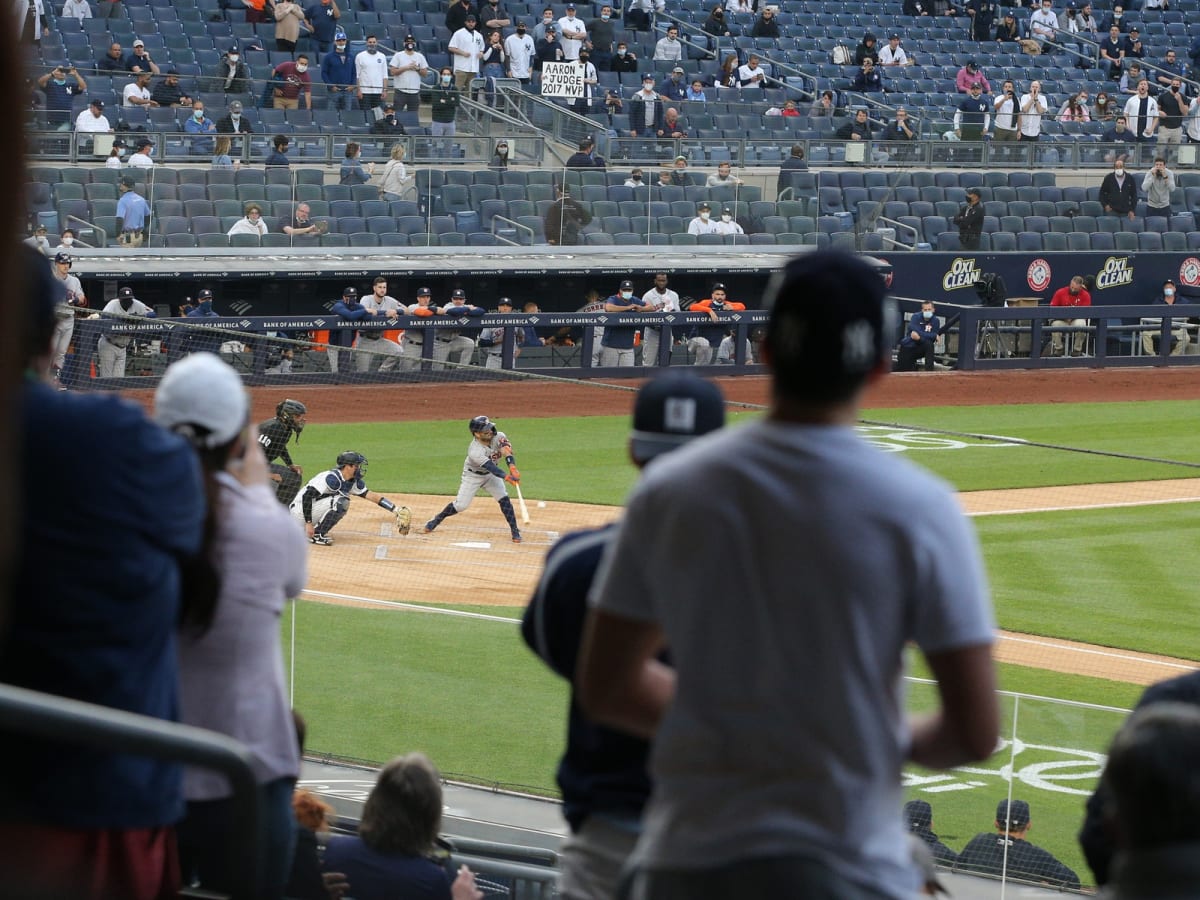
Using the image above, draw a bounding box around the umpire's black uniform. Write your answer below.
[258,417,302,505]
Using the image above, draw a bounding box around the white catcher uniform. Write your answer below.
[290,467,368,537]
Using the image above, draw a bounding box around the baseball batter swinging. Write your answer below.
[420,416,523,543]
[258,398,307,505]
[291,450,411,545]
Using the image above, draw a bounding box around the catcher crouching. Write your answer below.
[290,450,411,545]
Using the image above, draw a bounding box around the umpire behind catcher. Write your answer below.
[259,399,307,505]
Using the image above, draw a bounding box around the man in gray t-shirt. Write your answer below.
[578,250,998,900]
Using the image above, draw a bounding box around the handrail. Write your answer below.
[0,682,261,900]
[876,214,920,249]
[491,213,533,246]
[65,212,106,247]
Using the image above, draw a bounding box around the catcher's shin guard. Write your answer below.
[316,495,350,535]
[426,502,458,531]
[499,496,520,535]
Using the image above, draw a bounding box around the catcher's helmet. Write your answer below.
[336,450,367,473]
[276,398,307,432]
[469,415,496,436]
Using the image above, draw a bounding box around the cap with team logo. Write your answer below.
[698,202,712,211]
[54,252,71,264]
[90,98,105,108]
[465,12,477,20]
[198,288,214,300]
[497,297,513,308]
[722,207,734,215]
[619,279,635,290]
[630,371,726,464]
[118,286,136,300]
[343,286,358,299]
[711,281,726,291]
[451,288,467,299]
[417,286,432,296]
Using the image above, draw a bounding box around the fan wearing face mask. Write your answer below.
[388,34,430,111]
[272,54,313,110]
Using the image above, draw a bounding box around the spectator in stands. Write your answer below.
[1048,275,1092,356]
[244,0,268,25]
[125,38,160,75]
[486,140,509,171]
[116,175,150,244]
[658,106,687,138]
[229,203,269,237]
[809,89,837,115]
[266,133,291,167]
[217,99,254,135]
[544,184,592,245]
[1137,280,1191,355]
[97,40,126,73]
[23,224,49,254]
[687,201,721,235]
[994,11,1019,41]
[661,66,687,102]
[625,167,646,187]
[62,0,91,19]
[959,800,1081,887]
[280,203,326,240]
[1029,0,1059,52]
[211,46,251,96]
[1187,92,1200,144]
[0,248,204,900]
[127,136,155,167]
[479,0,511,43]
[1093,90,1115,120]
[1100,3,1129,33]
[853,57,884,91]
[385,35,427,113]
[578,250,999,900]
[669,154,691,185]
[122,70,155,108]
[153,354,308,900]
[628,75,665,136]
[739,53,768,89]
[715,207,743,236]
[654,23,683,61]
[1118,62,1143,95]
[535,25,563,70]
[930,0,960,17]
[706,161,742,187]
[838,107,875,140]
[303,0,341,53]
[372,102,407,135]
[379,142,417,199]
[569,50,602,114]
[628,0,664,31]
[686,79,708,101]
[1124,79,1159,141]
[1099,154,1137,214]
[566,136,602,167]
[1100,25,1125,78]
[212,135,238,169]
[879,33,912,66]
[1018,81,1048,140]
[74,96,111,136]
[956,59,991,93]
[448,14,485,92]
[904,799,959,864]
[558,2,587,61]
[702,5,730,59]
[855,32,879,65]
[1122,26,1144,61]
[321,30,352,110]
[340,141,374,185]
[751,4,780,37]
[1154,50,1186,92]
[612,39,637,72]
[1142,156,1175,218]
[504,21,535,82]
[952,187,984,249]
[896,300,942,371]
[904,0,931,15]
[882,107,917,158]
[587,3,617,71]
[966,0,997,41]
[521,373,724,898]
[37,63,85,131]
[321,753,482,900]
[151,69,191,108]
[273,54,313,110]
[717,52,739,87]
[274,0,309,52]
[184,101,217,155]
[430,67,461,136]
[1058,91,1091,121]
[991,79,1019,141]
[356,34,389,109]
[446,0,475,33]
[1157,78,1187,159]
[534,6,555,42]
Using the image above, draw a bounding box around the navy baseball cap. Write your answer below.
[497,297,513,308]
[417,287,431,296]
[630,372,726,463]
[54,252,71,264]
[904,799,933,829]
[118,286,136,300]
[343,286,358,299]
[198,288,214,300]
[763,250,894,385]
[997,799,1030,828]
[619,279,635,290]
[451,288,467,299]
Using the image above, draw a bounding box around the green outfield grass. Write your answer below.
[288,396,1199,886]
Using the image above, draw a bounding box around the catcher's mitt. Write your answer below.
[395,506,412,536]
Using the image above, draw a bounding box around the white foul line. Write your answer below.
[299,588,518,623]
[969,495,1200,517]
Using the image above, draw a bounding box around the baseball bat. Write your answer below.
[515,483,531,524]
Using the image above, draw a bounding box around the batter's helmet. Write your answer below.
[468,415,496,436]
[336,450,367,474]
[277,398,307,432]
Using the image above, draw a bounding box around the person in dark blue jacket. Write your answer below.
[332,285,371,373]
[896,300,941,371]
[521,372,725,900]
[320,32,356,110]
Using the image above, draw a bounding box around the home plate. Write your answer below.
[451,541,492,549]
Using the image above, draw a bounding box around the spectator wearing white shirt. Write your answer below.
[388,36,429,113]
[227,204,269,237]
[448,14,486,89]
[354,34,389,110]
[1018,81,1049,140]
[62,0,92,18]
[557,4,587,60]
[706,162,743,188]
[737,54,767,89]
[687,202,722,235]
[1029,0,1059,51]
[878,34,910,66]
[122,71,155,107]
[1123,79,1159,142]
[75,98,112,134]
[128,136,156,167]
[504,23,535,82]
[713,206,744,236]
[654,24,683,60]
[1187,94,1200,144]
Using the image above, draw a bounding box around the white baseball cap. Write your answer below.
[155,352,248,448]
